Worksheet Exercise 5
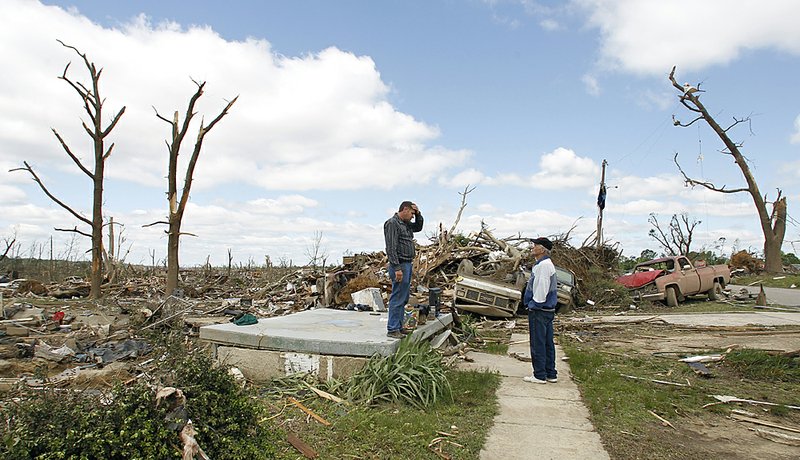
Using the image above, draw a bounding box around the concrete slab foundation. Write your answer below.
[199,308,453,382]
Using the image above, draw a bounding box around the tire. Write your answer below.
[707,281,722,301]
[666,286,679,307]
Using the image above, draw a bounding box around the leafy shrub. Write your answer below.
[169,353,278,460]
[1,384,176,460]
[346,338,451,409]
[0,353,279,460]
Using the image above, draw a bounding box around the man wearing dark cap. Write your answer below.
[522,237,558,384]
[383,201,423,338]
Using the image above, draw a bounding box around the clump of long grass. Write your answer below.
[346,338,451,409]
[724,348,800,382]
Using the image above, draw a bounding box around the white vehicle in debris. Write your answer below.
[453,262,576,318]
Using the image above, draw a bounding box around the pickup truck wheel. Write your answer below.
[707,281,722,301]
[666,286,679,307]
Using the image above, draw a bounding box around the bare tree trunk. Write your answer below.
[9,41,125,298]
[149,81,238,295]
[166,216,182,295]
[669,66,787,272]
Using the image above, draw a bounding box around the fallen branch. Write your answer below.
[732,414,800,434]
[140,305,196,330]
[288,396,331,426]
[648,410,675,429]
[620,374,690,387]
[304,382,347,404]
[752,428,800,446]
[287,432,318,459]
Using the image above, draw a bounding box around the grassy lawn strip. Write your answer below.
[268,369,501,459]
[562,336,800,460]
[731,274,800,289]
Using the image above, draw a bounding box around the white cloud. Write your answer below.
[438,169,487,188]
[636,89,673,111]
[458,209,585,239]
[791,115,800,144]
[612,173,683,199]
[574,0,800,75]
[531,147,599,189]
[582,74,600,96]
[0,185,27,206]
[0,0,467,194]
[539,19,561,31]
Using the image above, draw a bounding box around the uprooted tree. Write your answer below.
[669,66,787,273]
[10,41,125,298]
[648,212,700,256]
[147,81,237,295]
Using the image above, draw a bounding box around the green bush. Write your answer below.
[0,353,279,460]
[170,353,278,460]
[1,384,176,460]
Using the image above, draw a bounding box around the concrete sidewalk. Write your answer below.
[458,333,610,460]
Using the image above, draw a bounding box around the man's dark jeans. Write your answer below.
[528,309,557,380]
[387,262,412,332]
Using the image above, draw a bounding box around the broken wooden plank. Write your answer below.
[288,397,331,426]
[304,382,346,404]
[752,428,800,446]
[679,354,724,363]
[648,410,675,429]
[287,432,318,459]
[704,395,800,411]
[620,374,690,387]
[732,414,800,434]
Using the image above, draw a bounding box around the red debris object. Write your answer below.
[51,311,66,324]
[616,270,664,289]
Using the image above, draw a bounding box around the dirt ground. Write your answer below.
[565,319,800,459]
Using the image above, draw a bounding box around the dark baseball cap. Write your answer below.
[530,237,553,250]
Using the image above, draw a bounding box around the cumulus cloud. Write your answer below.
[439,148,598,190]
[791,115,800,144]
[457,208,585,238]
[612,173,683,199]
[0,0,467,193]
[574,0,800,75]
[438,168,487,188]
[531,147,599,189]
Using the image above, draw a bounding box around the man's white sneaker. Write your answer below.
[523,375,547,384]
[546,378,558,383]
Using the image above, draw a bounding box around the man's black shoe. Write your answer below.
[386,330,405,339]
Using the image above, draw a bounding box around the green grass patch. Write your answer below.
[269,369,501,459]
[484,342,509,355]
[629,299,755,314]
[723,348,800,382]
[731,274,800,289]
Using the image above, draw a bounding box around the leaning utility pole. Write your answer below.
[595,159,608,249]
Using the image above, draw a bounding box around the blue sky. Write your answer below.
[1,0,799,267]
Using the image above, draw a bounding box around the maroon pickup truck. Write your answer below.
[616,255,730,307]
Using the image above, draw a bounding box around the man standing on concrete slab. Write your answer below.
[522,237,558,384]
[383,201,423,339]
